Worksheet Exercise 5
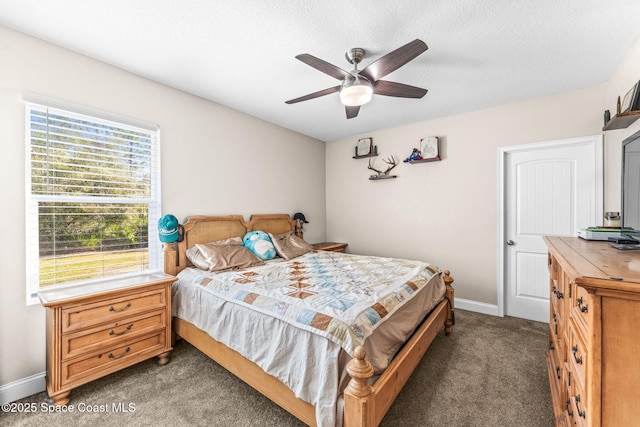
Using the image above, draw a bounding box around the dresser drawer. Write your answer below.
[571,285,591,337]
[548,253,558,280]
[61,331,166,387]
[550,281,562,325]
[550,302,563,346]
[569,379,588,427]
[62,288,166,332]
[62,310,166,360]
[547,346,562,393]
[568,321,587,391]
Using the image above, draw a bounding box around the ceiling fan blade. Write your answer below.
[345,105,360,119]
[373,80,428,98]
[360,39,428,82]
[295,54,353,81]
[285,86,341,104]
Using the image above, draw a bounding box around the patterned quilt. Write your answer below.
[188,250,441,356]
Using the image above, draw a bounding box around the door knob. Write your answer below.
[506,240,515,246]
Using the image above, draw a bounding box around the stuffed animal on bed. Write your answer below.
[243,231,277,260]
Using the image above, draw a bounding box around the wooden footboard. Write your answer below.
[344,294,451,426]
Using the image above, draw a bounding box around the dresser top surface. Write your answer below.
[545,236,640,288]
[37,273,176,306]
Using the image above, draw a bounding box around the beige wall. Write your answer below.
[326,36,640,309]
[0,26,326,387]
[603,38,640,211]
[326,87,604,306]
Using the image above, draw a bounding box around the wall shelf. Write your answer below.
[369,175,397,180]
[353,153,378,159]
[408,157,441,164]
[603,110,640,131]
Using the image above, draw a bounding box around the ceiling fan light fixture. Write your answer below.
[340,76,373,106]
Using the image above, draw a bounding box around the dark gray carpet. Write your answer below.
[2,310,552,426]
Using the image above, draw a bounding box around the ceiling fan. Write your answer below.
[285,39,428,119]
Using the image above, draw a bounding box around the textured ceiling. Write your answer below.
[1,0,640,141]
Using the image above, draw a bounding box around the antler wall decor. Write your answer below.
[368,156,398,180]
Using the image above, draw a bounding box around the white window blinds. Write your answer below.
[25,103,161,302]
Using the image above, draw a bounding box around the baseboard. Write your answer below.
[0,372,46,404]
[454,297,500,317]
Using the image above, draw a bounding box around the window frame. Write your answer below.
[24,99,162,305]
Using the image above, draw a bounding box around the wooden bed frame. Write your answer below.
[163,214,454,427]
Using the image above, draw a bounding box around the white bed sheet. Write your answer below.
[172,260,445,426]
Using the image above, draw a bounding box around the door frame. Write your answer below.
[497,135,603,317]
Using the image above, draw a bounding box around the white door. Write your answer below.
[501,136,602,322]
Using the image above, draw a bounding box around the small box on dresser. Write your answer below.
[544,237,640,427]
[38,273,176,406]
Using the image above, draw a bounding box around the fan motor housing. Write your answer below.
[345,48,366,66]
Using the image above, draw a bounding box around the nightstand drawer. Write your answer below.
[62,310,166,360]
[61,331,166,386]
[62,288,166,332]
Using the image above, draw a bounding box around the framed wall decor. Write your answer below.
[420,136,439,160]
[621,81,640,113]
[356,137,373,157]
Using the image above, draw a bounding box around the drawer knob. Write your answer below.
[109,324,133,336]
[572,345,583,364]
[577,297,588,313]
[108,347,131,360]
[109,302,132,313]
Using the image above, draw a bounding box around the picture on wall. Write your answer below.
[621,81,640,113]
[356,137,373,156]
[420,137,440,160]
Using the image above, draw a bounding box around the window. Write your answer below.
[25,102,161,303]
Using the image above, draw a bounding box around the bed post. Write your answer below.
[443,270,454,335]
[163,242,178,276]
[344,346,375,427]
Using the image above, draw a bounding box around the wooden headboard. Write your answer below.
[163,214,300,276]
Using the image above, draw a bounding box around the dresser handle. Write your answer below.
[108,347,130,360]
[575,395,586,418]
[566,399,574,417]
[556,366,561,379]
[553,289,564,299]
[572,345,583,364]
[109,302,132,312]
[109,324,133,336]
[577,297,588,313]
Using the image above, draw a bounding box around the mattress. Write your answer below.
[171,251,445,426]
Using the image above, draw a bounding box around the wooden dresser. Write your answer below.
[38,273,176,406]
[544,237,640,426]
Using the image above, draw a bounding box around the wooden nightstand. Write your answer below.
[38,273,176,406]
[312,242,348,253]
